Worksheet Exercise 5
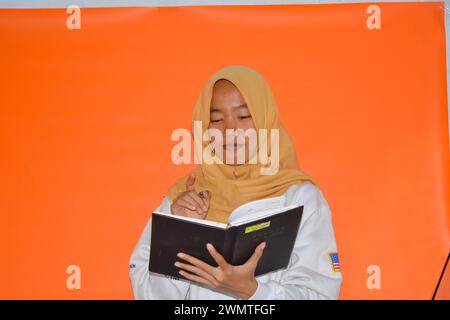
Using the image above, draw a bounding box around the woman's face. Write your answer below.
[208,79,256,165]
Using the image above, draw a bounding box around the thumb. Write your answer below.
[246,242,266,268]
[203,190,211,208]
[186,171,196,192]
[203,190,211,201]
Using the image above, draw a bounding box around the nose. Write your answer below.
[219,117,238,139]
[223,116,239,131]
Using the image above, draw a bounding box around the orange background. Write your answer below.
[0,3,449,299]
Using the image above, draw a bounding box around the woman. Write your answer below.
[129,65,342,299]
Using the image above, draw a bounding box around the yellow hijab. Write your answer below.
[167,65,316,223]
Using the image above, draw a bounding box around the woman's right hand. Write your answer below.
[170,171,211,219]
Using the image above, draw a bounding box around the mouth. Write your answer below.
[223,143,245,151]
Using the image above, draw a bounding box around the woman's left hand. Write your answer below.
[175,242,266,300]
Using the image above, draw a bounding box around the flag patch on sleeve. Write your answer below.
[328,252,341,272]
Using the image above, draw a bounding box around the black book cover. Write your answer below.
[149,205,304,280]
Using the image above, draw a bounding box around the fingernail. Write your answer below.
[261,242,266,250]
[177,253,184,258]
[174,262,180,267]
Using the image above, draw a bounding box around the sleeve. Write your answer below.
[248,187,343,300]
[129,196,191,300]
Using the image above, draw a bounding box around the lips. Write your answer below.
[223,143,244,150]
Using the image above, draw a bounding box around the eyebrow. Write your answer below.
[210,104,248,113]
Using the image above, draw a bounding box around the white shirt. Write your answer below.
[129,182,342,299]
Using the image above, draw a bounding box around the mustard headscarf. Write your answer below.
[167,65,316,223]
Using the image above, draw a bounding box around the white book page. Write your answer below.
[228,195,288,225]
[154,194,295,229]
[153,211,227,229]
[228,204,299,227]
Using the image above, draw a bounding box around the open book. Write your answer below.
[149,195,304,280]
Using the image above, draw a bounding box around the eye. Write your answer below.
[210,119,223,123]
[239,115,252,120]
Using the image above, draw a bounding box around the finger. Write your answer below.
[178,197,203,214]
[186,191,207,211]
[184,209,208,220]
[182,207,205,218]
[178,270,215,288]
[171,204,199,217]
[245,242,266,267]
[200,190,211,210]
[177,201,208,219]
[175,261,217,284]
[205,191,211,208]
[177,252,216,274]
[206,243,228,269]
[197,191,206,207]
[176,198,198,212]
[186,191,208,212]
[186,171,196,192]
